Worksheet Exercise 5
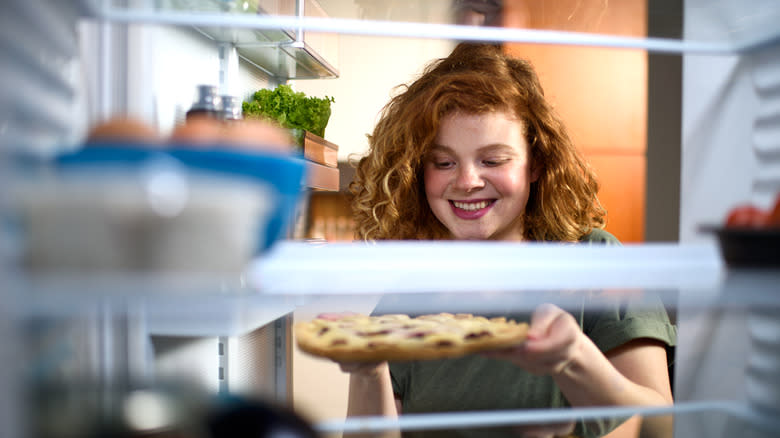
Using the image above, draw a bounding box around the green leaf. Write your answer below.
[243,84,334,138]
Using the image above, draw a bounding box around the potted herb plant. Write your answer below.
[242,84,335,148]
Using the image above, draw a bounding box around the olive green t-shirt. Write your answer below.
[383,229,678,437]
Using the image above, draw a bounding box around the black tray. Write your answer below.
[701,225,780,268]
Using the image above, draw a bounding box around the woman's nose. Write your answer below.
[453,164,484,191]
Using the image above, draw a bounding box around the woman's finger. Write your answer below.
[336,360,386,376]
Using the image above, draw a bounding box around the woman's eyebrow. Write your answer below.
[478,143,516,153]
[429,143,514,153]
[428,144,453,154]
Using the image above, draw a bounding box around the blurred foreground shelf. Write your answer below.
[8,272,298,337]
[12,240,780,330]
[251,241,728,295]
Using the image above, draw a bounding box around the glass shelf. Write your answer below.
[7,271,299,336]
[251,240,727,296]
[95,0,780,56]
[314,400,780,437]
[10,240,778,329]
[98,0,339,79]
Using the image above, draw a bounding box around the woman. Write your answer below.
[346,43,676,438]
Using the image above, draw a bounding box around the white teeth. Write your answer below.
[452,201,489,211]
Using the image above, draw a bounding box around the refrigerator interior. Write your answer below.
[2,1,780,437]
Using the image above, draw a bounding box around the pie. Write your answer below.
[294,313,529,362]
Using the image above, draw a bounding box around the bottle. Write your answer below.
[186,85,221,120]
[220,95,243,122]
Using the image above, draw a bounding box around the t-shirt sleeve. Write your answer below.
[583,293,678,354]
[389,362,409,399]
[578,230,677,350]
[580,228,622,246]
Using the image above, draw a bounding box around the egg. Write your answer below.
[220,119,294,155]
[169,115,225,146]
[86,115,161,146]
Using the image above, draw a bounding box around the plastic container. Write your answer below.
[8,146,307,273]
[701,225,780,268]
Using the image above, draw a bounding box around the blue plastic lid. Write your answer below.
[54,144,307,195]
[43,144,308,252]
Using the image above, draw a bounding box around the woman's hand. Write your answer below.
[341,360,400,422]
[337,361,389,379]
[512,421,576,438]
[483,303,584,376]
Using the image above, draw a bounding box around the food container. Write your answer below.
[701,225,780,268]
[6,146,307,273]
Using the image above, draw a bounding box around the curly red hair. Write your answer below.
[350,43,606,242]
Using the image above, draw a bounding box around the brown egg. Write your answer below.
[169,115,225,146]
[86,115,161,146]
[220,119,294,155]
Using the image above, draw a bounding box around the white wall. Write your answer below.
[149,26,275,136]
[292,35,455,162]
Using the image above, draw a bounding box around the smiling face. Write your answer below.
[423,111,538,241]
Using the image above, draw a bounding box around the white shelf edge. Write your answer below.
[8,272,298,337]
[315,400,745,434]
[142,295,296,337]
[250,241,726,296]
[95,8,748,55]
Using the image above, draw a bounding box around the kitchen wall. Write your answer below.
[291,35,456,163]
[79,22,276,137]
[149,26,277,135]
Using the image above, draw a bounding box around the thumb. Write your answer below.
[527,303,562,339]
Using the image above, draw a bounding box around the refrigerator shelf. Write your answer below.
[96,1,339,80]
[8,271,298,337]
[93,0,780,55]
[314,400,778,437]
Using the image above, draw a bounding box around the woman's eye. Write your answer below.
[483,158,508,167]
[433,161,455,169]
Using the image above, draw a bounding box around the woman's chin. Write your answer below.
[449,230,493,241]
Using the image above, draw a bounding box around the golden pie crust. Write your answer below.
[294,313,529,362]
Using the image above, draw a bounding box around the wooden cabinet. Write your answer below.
[302,131,340,191]
[504,0,648,242]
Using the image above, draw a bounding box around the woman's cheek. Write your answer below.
[423,168,448,198]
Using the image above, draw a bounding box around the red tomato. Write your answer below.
[725,204,768,228]
[768,193,780,227]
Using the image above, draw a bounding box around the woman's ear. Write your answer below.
[530,163,542,183]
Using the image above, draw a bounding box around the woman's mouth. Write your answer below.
[450,200,494,219]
